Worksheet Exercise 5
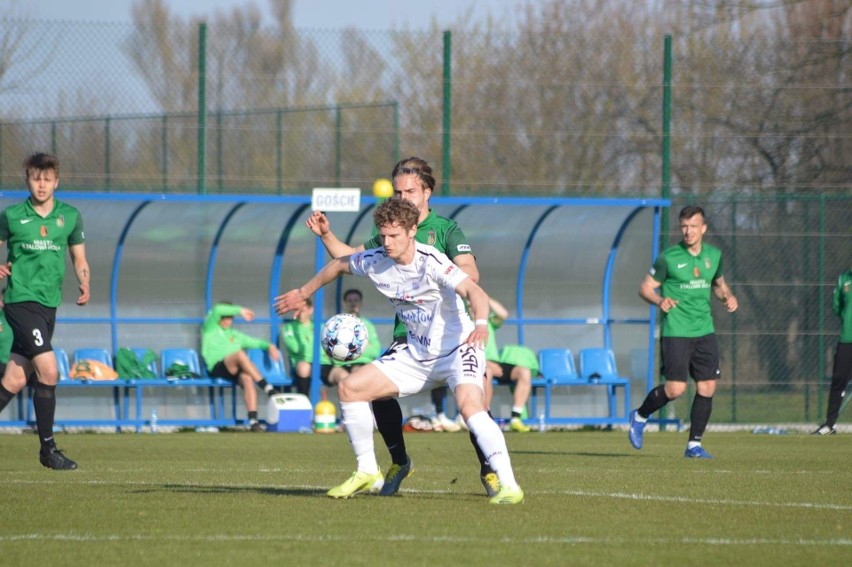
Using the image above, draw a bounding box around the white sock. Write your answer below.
[511,406,524,417]
[467,411,519,489]
[687,441,701,450]
[634,412,648,423]
[264,384,275,394]
[340,401,378,474]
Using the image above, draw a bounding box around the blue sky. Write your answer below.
[5,0,516,29]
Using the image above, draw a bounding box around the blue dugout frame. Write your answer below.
[0,191,668,406]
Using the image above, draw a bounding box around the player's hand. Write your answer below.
[274,289,306,316]
[465,325,489,349]
[305,211,330,237]
[240,307,256,321]
[0,262,11,279]
[723,294,738,313]
[268,344,281,362]
[658,297,677,313]
[77,282,90,305]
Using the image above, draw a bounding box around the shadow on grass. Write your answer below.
[134,484,329,497]
[512,449,635,458]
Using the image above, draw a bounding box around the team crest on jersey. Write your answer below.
[693,266,700,278]
[57,215,64,228]
[40,225,48,238]
[845,282,850,294]
[427,230,436,245]
[705,258,711,269]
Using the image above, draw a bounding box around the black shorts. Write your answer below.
[209,360,239,381]
[494,362,518,385]
[660,334,720,382]
[5,301,56,359]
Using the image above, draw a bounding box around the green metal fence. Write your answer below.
[0,9,848,424]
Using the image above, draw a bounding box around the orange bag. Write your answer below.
[70,359,119,381]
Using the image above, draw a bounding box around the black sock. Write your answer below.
[431,387,446,415]
[0,382,15,414]
[373,398,407,465]
[470,430,491,473]
[637,385,671,418]
[471,410,494,473]
[33,382,57,449]
[511,409,522,419]
[294,377,310,397]
[688,394,713,443]
[248,410,258,423]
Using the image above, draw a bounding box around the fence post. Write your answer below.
[197,22,208,195]
[161,114,168,191]
[104,116,111,190]
[441,30,452,196]
[335,104,342,187]
[276,109,283,194]
[659,34,672,427]
[816,194,827,418]
[661,34,672,243]
[393,100,400,164]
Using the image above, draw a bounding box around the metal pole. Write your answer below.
[216,111,223,192]
[197,23,208,195]
[276,110,283,194]
[441,30,452,196]
[816,194,827,417]
[659,34,672,426]
[661,34,672,243]
[104,116,111,190]
[393,100,400,164]
[161,114,168,191]
[335,105,342,188]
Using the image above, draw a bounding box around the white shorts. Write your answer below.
[371,344,485,398]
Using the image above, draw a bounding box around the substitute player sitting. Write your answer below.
[274,198,524,504]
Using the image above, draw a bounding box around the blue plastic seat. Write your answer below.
[578,347,631,421]
[247,348,292,388]
[160,348,202,379]
[539,348,579,384]
[579,348,621,381]
[74,347,113,368]
[54,348,71,381]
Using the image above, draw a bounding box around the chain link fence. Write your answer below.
[0,9,849,424]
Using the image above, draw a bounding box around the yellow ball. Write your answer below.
[372,178,394,198]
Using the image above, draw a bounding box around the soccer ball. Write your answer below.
[321,313,369,362]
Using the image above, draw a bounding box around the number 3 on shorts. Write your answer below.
[32,328,44,346]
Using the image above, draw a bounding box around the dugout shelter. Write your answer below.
[0,191,667,428]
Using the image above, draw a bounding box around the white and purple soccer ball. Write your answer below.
[321,313,369,362]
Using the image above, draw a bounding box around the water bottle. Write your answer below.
[150,408,158,433]
[538,412,546,433]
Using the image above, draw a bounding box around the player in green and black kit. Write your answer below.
[628,205,738,459]
[0,153,91,470]
[813,268,852,435]
[304,157,498,497]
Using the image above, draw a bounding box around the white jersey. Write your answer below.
[349,241,473,359]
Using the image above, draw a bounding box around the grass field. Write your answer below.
[1,429,849,566]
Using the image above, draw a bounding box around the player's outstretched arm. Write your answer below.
[274,256,352,316]
[306,211,364,259]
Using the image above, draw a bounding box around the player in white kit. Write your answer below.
[274,198,523,504]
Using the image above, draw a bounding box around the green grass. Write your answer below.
[0,430,849,566]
